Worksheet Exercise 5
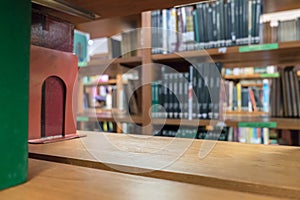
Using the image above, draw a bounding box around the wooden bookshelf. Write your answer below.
[152,41,300,68]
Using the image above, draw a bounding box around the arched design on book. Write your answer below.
[41,76,66,138]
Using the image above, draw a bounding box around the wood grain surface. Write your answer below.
[29,131,300,199]
[0,159,290,200]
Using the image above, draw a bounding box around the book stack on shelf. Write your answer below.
[223,65,278,114]
[151,0,262,54]
[273,66,300,117]
[261,9,300,43]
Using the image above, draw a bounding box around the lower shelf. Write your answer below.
[152,117,300,130]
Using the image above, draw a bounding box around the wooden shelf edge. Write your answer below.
[77,113,143,124]
[83,79,117,86]
[152,41,300,67]
[151,117,300,130]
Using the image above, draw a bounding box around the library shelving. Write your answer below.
[2,0,300,197]
[72,0,300,145]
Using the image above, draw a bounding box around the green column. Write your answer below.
[0,1,31,190]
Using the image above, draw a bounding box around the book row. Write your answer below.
[272,66,300,117]
[223,80,268,112]
[152,63,223,120]
[262,18,300,44]
[154,126,271,145]
[151,0,262,54]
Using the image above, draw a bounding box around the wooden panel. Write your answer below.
[141,11,153,135]
[29,131,300,199]
[264,0,300,13]
[34,0,208,24]
[0,159,286,200]
[76,14,141,38]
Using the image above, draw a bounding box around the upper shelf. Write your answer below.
[34,0,300,25]
[152,41,300,67]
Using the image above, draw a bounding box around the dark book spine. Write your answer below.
[178,73,184,119]
[212,2,218,48]
[255,0,262,43]
[173,73,179,119]
[229,0,237,45]
[193,66,198,119]
[234,0,240,45]
[188,66,193,120]
[215,1,221,47]
[243,0,249,45]
[202,4,209,47]
[197,64,203,119]
[193,10,200,44]
[168,73,174,118]
[206,5,214,48]
[219,0,225,47]
[184,72,189,119]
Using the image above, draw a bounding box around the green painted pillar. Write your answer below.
[0,1,31,190]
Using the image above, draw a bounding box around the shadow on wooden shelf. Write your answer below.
[152,116,300,130]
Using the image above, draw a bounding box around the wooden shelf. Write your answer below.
[2,159,286,200]
[223,73,279,80]
[29,131,300,199]
[83,79,117,87]
[264,0,300,13]
[225,111,268,116]
[240,83,264,87]
[77,112,143,124]
[79,56,142,77]
[151,116,300,130]
[152,41,300,68]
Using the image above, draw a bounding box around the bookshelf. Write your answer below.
[69,0,300,144]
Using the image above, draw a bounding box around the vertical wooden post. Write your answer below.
[141,11,153,135]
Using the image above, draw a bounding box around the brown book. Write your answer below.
[292,68,300,117]
[279,68,288,117]
[248,87,257,112]
[289,69,298,117]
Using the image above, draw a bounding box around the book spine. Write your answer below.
[237,83,242,111]
[262,79,270,113]
[188,66,193,120]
